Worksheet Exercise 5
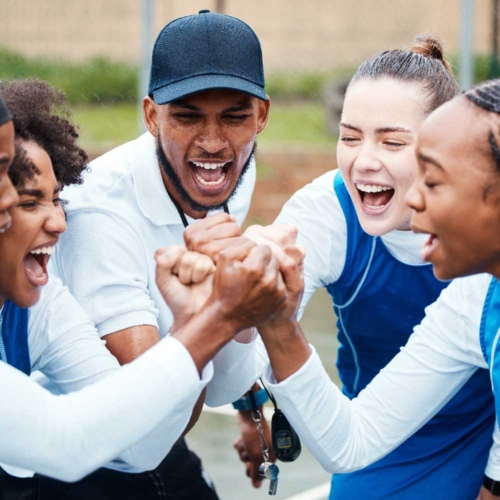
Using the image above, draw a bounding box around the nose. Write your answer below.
[194,119,229,155]
[405,178,424,212]
[353,143,383,174]
[0,176,19,214]
[0,177,19,231]
[44,204,67,235]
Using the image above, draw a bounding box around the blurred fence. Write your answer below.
[0,0,496,225]
[0,0,495,83]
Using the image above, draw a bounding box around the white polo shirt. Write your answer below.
[50,132,259,471]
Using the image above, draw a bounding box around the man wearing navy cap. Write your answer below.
[48,10,271,500]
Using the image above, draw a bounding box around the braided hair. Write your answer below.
[0,79,88,188]
[350,34,460,114]
[464,80,500,172]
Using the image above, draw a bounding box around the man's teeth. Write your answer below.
[192,161,227,170]
[356,183,393,193]
[195,172,227,186]
[30,246,55,256]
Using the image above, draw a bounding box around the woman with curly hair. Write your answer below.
[0,80,197,488]
[0,80,277,495]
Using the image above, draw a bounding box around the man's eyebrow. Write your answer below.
[54,184,61,195]
[17,188,44,197]
[0,157,11,166]
[223,102,253,113]
[418,152,444,170]
[375,126,412,134]
[169,102,201,112]
[339,122,362,132]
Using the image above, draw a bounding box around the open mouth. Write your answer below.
[23,245,55,287]
[356,183,395,211]
[420,233,440,262]
[189,161,232,190]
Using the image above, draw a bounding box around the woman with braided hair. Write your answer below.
[232,35,496,499]
[252,78,500,499]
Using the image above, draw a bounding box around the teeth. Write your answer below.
[192,162,226,170]
[356,183,393,193]
[194,172,227,186]
[30,246,55,256]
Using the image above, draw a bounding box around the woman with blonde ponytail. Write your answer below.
[237,35,496,499]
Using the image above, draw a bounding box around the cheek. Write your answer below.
[336,144,355,175]
[386,152,417,192]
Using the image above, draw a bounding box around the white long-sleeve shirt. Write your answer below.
[0,277,212,477]
[264,260,500,477]
[1,275,258,479]
[0,279,211,481]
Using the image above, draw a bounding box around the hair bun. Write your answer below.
[410,33,453,73]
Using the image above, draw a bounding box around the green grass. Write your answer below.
[73,104,139,150]
[260,102,334,148]
[72,102,335,152]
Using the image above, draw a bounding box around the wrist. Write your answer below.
[172,300,239,373]
[259,318,300,341]
[233,387,269,412]
[260,321,311,383]
[483,476,500,496]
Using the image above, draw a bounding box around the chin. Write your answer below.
[11,288,42,309]
[431,262,465,282]
[357,216,397,237]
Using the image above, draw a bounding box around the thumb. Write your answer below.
[280,245,305,296]
[155,246,187,289]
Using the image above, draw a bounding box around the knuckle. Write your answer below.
[190,232,209,250]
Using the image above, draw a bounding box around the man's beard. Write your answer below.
[156,138,256,213]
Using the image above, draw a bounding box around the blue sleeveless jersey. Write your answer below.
[480,278,500,427]
[0,300,30,376]
[326,172,495,499]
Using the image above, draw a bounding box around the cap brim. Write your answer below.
[152,74,268,104]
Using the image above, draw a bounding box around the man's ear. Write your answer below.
[256,96,271,135]
[143,96,159,137]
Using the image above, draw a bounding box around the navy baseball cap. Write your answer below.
[149,10,267,104]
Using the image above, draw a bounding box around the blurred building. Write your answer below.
[0,0,492,73]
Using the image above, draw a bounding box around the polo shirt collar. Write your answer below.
[132,133,184,227]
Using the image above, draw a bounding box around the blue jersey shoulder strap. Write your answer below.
[480,278,500,394]
[0,300,30,376]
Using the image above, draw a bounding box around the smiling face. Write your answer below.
[338,77,428,235]
[0,140,66,308]
[0,121,19,232]
[406,97,500,280]
[143,89,270,218]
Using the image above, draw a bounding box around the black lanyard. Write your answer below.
[168,191,229,228]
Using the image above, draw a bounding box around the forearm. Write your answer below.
[264,344,476,474]
[259,320,311,382]
[0,337,208,482]
[171,300,238,375]
[205,330,260,407]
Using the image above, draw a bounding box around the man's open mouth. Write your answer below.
[190,161,232,187]
[23,245,54,287]
[356,183,395,209]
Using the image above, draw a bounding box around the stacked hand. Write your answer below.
[157,214,305,335]
[155,214,308,488]
[155,245,215,331]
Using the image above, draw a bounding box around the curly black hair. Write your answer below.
[0,79,88,187]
